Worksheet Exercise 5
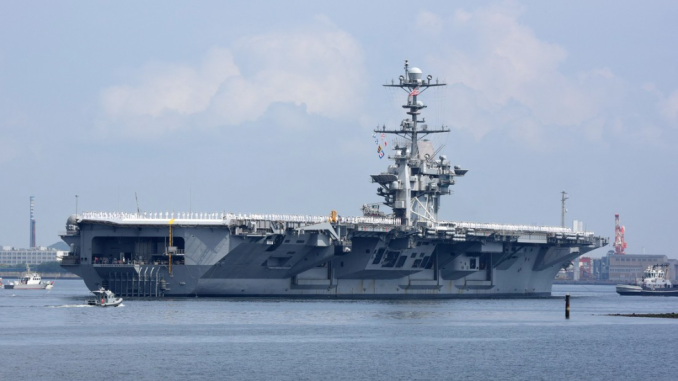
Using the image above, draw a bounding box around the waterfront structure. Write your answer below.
[604,252,677,281]
[59,61,607,298]
[0,246,65,266]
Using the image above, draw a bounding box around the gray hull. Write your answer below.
[60,216,604,298]
[616,285,678,296]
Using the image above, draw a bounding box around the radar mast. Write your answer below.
[371,60,468,227]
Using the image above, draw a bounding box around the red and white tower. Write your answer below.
[613,213,627,254]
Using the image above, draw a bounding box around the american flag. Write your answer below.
[409,89,420,96]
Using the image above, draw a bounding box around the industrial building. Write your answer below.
[600,252,677,281]
[0,246,66,266]
[0,196,68,266]
[556,253,677,282]
[596,213,678,281]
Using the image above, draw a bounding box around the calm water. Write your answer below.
[1,280,676,380]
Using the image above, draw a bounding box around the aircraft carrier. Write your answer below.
[60,61,607,298]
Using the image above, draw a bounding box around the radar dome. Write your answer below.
[408,67,422,81]
[66,214,79,231]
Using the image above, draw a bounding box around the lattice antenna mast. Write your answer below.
[371,60,467,227]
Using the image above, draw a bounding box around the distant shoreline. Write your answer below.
[607,313,678,319]
[0,271,80,279]
[553,279,618,285]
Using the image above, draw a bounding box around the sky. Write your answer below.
[0,1,676,258]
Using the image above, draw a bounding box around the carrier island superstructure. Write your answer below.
[60,61,607,298]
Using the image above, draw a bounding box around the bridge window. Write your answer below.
[372,248,386,265]
[425,256,434,269]
[395,256,408,268]
[421,256,431,269]
[381,251,399,267]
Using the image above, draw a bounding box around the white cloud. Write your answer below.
[102,47,239,119]
[0,136,18,165]
[454,9,472,23]
[658,89,678,123]
[218,18,365,123]
[98,18,365,136]
[0,110,34,165]
[415,11,443,36]
[425,2,626,141]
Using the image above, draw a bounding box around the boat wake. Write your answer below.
[49,304,94,308]
[48,303,126,308]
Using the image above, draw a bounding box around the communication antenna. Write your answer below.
[373,60,465,226]
[135,192,140,214]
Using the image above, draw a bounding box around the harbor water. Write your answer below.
[1,280,676,380]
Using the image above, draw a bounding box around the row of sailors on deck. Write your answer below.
[455,222,589,235]
[80,211,402,226]
[93,257,123,264]
[82,211,225,220]
[234,214,401,226]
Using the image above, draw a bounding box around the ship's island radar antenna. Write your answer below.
[372,60,468,228]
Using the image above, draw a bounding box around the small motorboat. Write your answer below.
[2,267,54,290]
[616,264,678,296]
[87,288,123,307]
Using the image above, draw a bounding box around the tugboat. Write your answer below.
[87,288,123,307]
[2,266,54,290]
[616,264,678,296]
